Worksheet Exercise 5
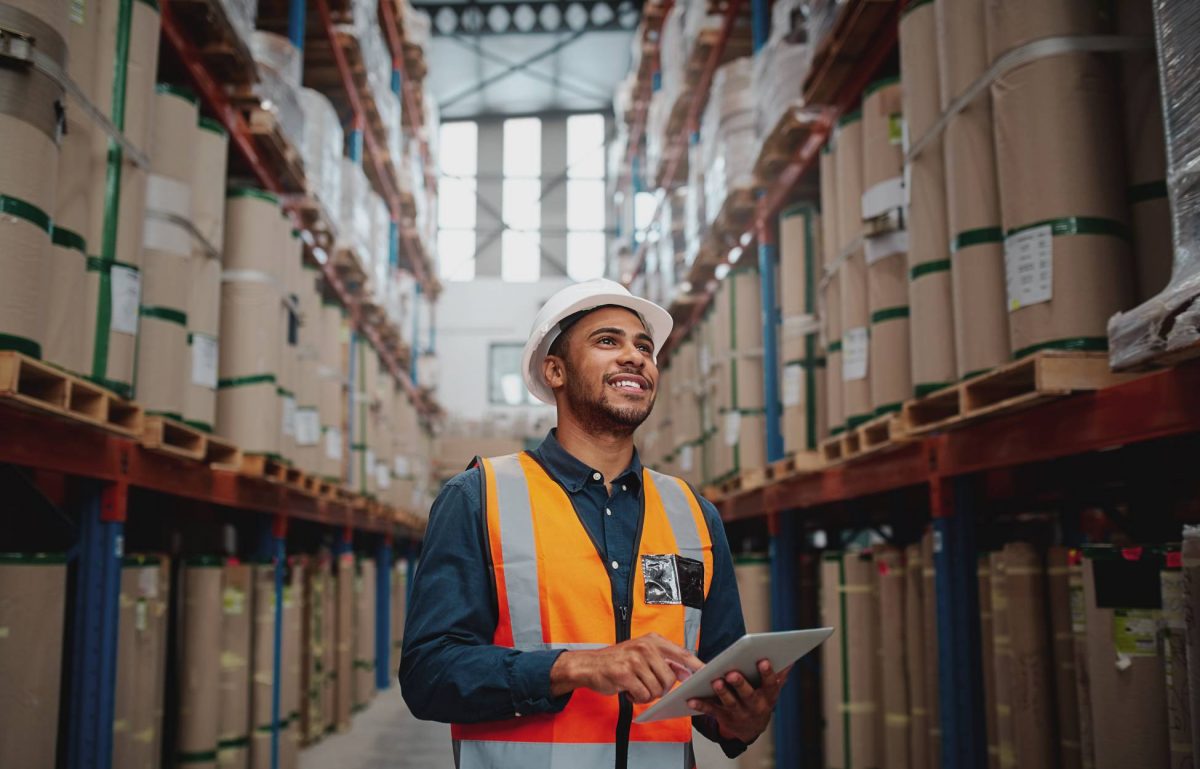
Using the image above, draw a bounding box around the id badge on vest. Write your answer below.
[642,554,704,609]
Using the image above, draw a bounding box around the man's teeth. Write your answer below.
[613,380,642,390]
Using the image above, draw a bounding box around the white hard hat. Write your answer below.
[522,279,674,405]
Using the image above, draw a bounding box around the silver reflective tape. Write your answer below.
[455,740,617,769]
[629,742,692,769]
[646,469,706,651]
[491,454,544,650]
[683,607,702,656]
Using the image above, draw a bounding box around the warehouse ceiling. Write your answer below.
[413,0,641,119]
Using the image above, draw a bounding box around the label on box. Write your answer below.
[138,566,159,599]
[394,456,410,477]
[110,265,141,336]
[377,463,391,489]
[888,113,903,145]
[865,230,909,266]
[71,0,85,24]
[724,411,741,447]
[190,333,219,389]
[1005,225,1053,310]
[679,445,694,472]
[135,598,148,632]
[842,327,869,381]
[699,345,712,376]
[282,395,296,438]
[325,427,343,461]
[783,363,804,407]
[223,587,245,616]
[296,408,320,446]
[1112,609,1160,657]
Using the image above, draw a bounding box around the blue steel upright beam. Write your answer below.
[934,476,987,769]
[67,480,125,769]
[376,537,393,690]
[751,0,770,52]
[348,123,364,164]
[286,0,306,52]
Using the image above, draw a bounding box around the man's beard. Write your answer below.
[563,362,655,437]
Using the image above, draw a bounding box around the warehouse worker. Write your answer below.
[400,279,786,768]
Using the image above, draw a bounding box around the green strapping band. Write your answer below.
[910,259,951,281]
[122,554,161,566]
[52,226,87,254]
[784,357,827,370]
[870,306,910,324]
[874,402,903,417]
[1006,216,1131,243]
[217,373,276,389]
[828,340,844,353]
[1129,179,1167,204]
[961,368,991,381]
[350,442,368,450]
[901,0,935,18]
[1012,336,1107,360]
[146,409,183,421]
[837,109,862,127]
[0,194,52,234]
[184,419,213,433]
[198,116,227,137]
[155,82,198,104]
[914,382,952,398]
[136,0,159,9]
[838,555,851,768]
[831,425,846,436]
[0,333,41,359]
[846,413,873,429]
[226,186,279,206]
[177,749,219,763]
[865,75,901,97]
[950,227,1004,253]
[276,386,294,398]
[218,736,250,749]
[780,201,816,220]
[140,305,188,326]
[0,552,68,564]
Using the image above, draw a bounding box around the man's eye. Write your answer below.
[637,344,652,353]
[598,337,615,345]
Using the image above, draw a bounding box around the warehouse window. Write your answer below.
[438,121,479,282]
[502,117,542,282]
[489,342,539,405]
[566,113,607,281]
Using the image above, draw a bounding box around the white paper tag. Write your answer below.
[190,333,218,389]
[324,427,343,460]
[376,462,391,489]
[679,445,694,472]
[699,345,712,376]
[394,456,410,477]
[282,395,297,438]
[135,599,148,632]
[782,314,820,339]
[223,587,245,616]
[842,327,869,381]
[296,408,320,446]
[110,265,141,336]
[138,566,159,598]
[366,449,376,475]
[865,229,909,266]
[783,363,803,407]
[1005,225,1053,310]
[861,176,905,220]
[723,411,742,447]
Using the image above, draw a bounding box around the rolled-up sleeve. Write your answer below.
[399,470,571,723]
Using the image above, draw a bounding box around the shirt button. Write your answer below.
[593,472,602,482]
[515,711,523,718]
[611,560,619,570]
[622,484,627,491]
[605,508,612,516]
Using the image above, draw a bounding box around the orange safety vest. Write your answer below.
[450,452,715,769]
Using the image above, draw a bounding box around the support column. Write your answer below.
[375,536,393,690]
[934,476,987,769]
[348,118,364,164]
[287,0,306,53]
[67,480,126,769]
[758,215,783,460]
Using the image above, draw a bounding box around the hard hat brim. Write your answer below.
[522,293,674,405]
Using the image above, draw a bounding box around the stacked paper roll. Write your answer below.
[711,266,766,482]
[1046,547,1082,769]
[821,554,848,768]
[354,559,377,709]
[351,336,371,494]
[319,303,346,482]
[989,551,1016,769]
[977,557,998,769]
[1118,0,1172,302]
[835,112,871,429]
[1003,543,1055,769]
[277,222,301,465]
[137,85,197,419]
[113,555,170,768]
[922,531,941,768]
[844,552,880,769]
[295,264,323,475]
[178,559,224,769]
[335,553,354,730]
[281,562,303,769]
[185,119,229,433]
[901,0,957,396]
[937,0,1009,380]
[779,204,825,454]
[0,554,68,768]
[250,563,275,768]
[985,0,1133,358]
[904,544,929,769]
[735,558,774,769]
[820,146,844,437]
[877,547,910,768]
[0,1,66,364]
[217,189,285,456]
[218,561,252,769]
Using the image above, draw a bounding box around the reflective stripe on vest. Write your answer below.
[452,453,713,769]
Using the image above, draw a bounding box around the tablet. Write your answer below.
[634,628,835,723]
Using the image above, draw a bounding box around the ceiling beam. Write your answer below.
[419,0,641,36]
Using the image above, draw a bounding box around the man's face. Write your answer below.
[548,306,658,435]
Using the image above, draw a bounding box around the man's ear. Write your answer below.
[543,354,565,390]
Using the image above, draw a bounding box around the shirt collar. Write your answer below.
[531,429,644,494]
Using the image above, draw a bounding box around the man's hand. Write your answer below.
[550,633,703,703]
[686,660,790,744]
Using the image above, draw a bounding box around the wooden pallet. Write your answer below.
[166,0,259,86]
[849,412,910,461]
[718,466,768,497]
[331,246,368,292]
[903,351,1140,436]
[204,433,242,470]
[142,416,207,461]
[713,186,757,244]
[803,0,896,105]
[0,351,143,438]
[765,450,825,482]
[820,433,847,465]
[229,101,307,195]
[753,102,820,185]
[241,453,289,482]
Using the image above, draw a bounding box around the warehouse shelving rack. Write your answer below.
[617,0,1200,767]
[0,3,438,767]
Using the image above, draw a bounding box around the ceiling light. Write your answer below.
[728,246,742,263]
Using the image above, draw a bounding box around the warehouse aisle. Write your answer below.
[300,689,453,769]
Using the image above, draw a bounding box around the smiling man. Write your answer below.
[400,279,786,769]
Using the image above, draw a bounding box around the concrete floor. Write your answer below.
[297,690,740,769]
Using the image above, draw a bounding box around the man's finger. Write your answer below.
[710,678,739,709]
[687,697,714,715]
[647,636,704,672]
[724,671,758,703]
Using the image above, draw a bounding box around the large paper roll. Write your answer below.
[1047,547,1082,769]
[185,254,222,431]
[978,558,1000,769]
[194,119,230,252]
[113,556,170,769]
[867,243,912,416]
[937,0,1009,379]
[218,562,252,769]
[250,564,276,769]
[735,558,774,769]
[877,547,911,769]
[840,248,872,428]
[150,85,199,181]
[905,544,929,769]
[0,555,67,768]
[824,275,844,435]
[989,551,1015,769]
[862,78,904,221]
[844,553,880,769]
[922,532,941,769]
[821,554,848,769]
[835,113,865,253]
[179,559,224,769]
[1002,543,1054,769]
[137,174,192,414]
[44,233,89,374]
[986,0,1133,358]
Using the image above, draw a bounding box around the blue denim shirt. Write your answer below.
[399,430,748,757]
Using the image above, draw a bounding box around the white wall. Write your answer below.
[434,276,572,425]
